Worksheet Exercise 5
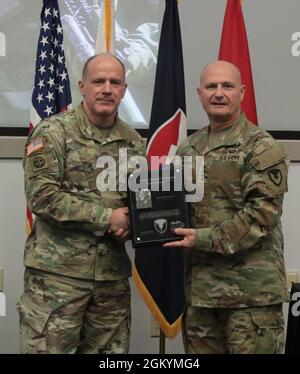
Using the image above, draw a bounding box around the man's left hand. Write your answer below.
[163,228,196,251]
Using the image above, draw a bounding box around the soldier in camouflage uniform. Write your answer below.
[164,61,289,354]
[17,54,145,353]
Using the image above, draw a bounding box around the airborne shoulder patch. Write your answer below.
[30,152,49,172]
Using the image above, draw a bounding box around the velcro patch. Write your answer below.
[30,153,49,172]
[27,138,44,156]
[268,169,282,186]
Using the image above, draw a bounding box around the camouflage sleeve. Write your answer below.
[195,140,289,255]
[24,121,112,237]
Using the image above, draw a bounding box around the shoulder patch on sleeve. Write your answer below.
[30,152,49,172]
[27,138,44,156]
[268,168,283,186]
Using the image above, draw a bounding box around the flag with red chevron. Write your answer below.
[133,0,187,338]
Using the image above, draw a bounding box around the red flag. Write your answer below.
[133,0,187,338]
[219,0,258,125]
[26,0,72,234]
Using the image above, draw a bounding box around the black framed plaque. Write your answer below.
[127,167,190,247]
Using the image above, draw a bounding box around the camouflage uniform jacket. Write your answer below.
[177,113,289,307]
[23,104,145,280]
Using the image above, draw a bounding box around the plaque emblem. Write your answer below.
[154,219,167,234]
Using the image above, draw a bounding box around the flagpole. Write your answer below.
[159,329,166,354]
[133,0,186,345]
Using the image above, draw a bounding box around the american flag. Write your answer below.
[27,0,72,233]
[29,0,72,130]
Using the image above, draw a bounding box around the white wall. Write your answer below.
[0,160,299,353]
[0,160,26,353]
[282,163,300,269]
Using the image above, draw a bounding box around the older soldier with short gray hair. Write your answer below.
[164,60,289,354]
[18,54,145,353]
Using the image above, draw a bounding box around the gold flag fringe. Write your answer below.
[132,264,182,338]
[104,0,112,52]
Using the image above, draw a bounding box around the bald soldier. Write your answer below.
[164,61,289,354]
[18,54,145,353]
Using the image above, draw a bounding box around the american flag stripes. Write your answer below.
[27,0,72,234]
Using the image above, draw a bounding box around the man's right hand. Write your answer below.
[107,207,130,238]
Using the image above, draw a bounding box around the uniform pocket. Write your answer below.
[17,293,53,334]
[250,308,284,354]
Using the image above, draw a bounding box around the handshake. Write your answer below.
[107,207,131,240]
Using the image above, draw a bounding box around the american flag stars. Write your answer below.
[31,0,71,126]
